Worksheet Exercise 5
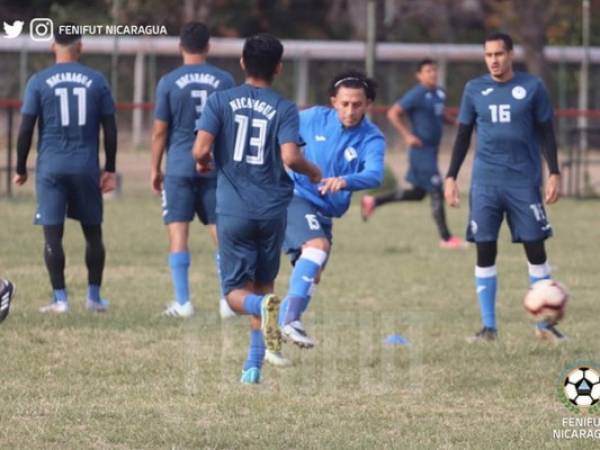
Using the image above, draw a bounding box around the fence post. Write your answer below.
[6,106,13,198]
[132,51,145,148]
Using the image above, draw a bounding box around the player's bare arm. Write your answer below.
[386,103,422,147]
[150,119,169,194]
[192,130,215,173]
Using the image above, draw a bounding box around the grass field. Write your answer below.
[0,189,599,449]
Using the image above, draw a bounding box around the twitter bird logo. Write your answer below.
[3,20,24,39]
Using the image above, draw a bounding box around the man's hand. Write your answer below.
[151,169,163,194]
[196,160,213,174]
[309,165,322,184]
[545,173,561,204]
[319,176,347,195]
[444,177,460,207]
[100,171,117,194]
[405,133,423,147]
[13,173,27,186]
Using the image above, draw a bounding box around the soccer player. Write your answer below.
[361,59,465,249]
[151,22,236,318]
[193,34,321,383]
[14,25,117,313]
[0,279,16,324]
[444,32,563,342]
[267,70,385,366]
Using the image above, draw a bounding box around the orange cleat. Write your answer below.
[361,195,376,222]
[439,236,468,249]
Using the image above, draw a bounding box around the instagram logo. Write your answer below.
[30,18,54,41]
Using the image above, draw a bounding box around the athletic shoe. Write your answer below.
[240,367,261,384]
[162,301,194,318]
[265,350,292,367]
[39,300,69,314]
[466,326,497,343]
[86,298,109,312]
[219,298,237,320]
[0,280,16,323]
[361,195,376,221]
[536,323,567,343]
[260,294,282,353]
[439,236,468,249]
[282,320,315,349]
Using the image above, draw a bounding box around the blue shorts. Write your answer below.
[217,214,287,295]
[162,175,216,225]
[35,172,102,225]
[467,184,553,243]
[406,146,441,192]
[283,196,333,264]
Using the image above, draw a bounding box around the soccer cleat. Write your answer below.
[0,280,16,323]
[219,297,237,320]
[535,323,567,343]
[282,320,315,349]
[466,326,497,343]
[439,236,468,249]
[162,301,194,318]
[265,350,292,367]
[260,294,282,353]
[361,195,376,222]
[240,367,261,384]
[39,300,69,314]
[86,298,109,312]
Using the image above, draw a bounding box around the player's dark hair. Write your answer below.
[180,22,210,54]
[484,32,513,51]
[54,22,81,45]
[416,58,436,72]
[328,70,377,101]
[242,33,283,82]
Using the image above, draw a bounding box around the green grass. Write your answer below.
[0,193,598,449]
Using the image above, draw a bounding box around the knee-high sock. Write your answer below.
[528,261,551,285]
[281,248,327,325]
[82,224,105,302]
[528,261,552,328]
[243,293,263,316]
[43,225,67,302]
[430,188,451,241]
[243,329,265,370]
[475,265,497,329]
[169,252,190,305]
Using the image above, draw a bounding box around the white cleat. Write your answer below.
[219,298,237,320]
[162,301,194,318]
[265,350,293,367]
[86,298,109,312]
[39,301,69,314]
[282,320,315,349]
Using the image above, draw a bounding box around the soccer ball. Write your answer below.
[564,367,600,407]
[523,279,569,324]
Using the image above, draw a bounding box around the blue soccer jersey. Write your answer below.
[196,84,301,220]
[289,106,385,218]
[458,72,553,187]
[21,62,115,175]
[398,84,446,147]
[154,63,235,177]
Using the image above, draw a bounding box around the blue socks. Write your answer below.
[243,294,263,316]
[475,265,497,330]
[243,329,266,370]
[87,284,101,302]
[169,252,190,305]
[529,261,552,329]
[528,261,551,285]
[54,289,68,303]
[280,248,327,325]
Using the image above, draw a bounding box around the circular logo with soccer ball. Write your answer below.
[564,367,600,408]
[512,86,527,100]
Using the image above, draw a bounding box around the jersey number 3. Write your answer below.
[55,87,86,126]
[488,104,511,123]
[233,114,267,165]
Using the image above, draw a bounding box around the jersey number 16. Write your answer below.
[488,104,511,123]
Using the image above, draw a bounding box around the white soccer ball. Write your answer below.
[564,367,600,407]
[523,279,568,324]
